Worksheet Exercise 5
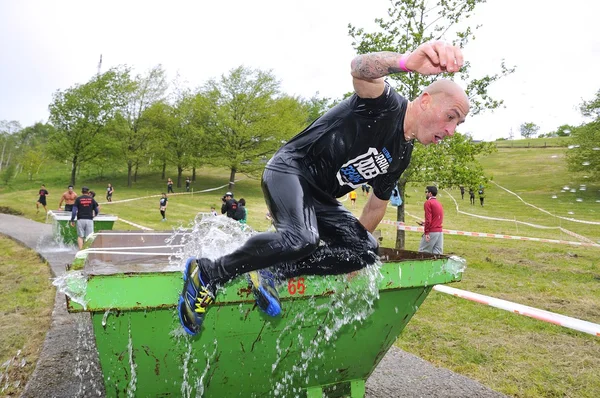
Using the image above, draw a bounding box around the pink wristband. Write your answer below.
[398,53,411,72]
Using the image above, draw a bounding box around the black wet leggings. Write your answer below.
[203,169,379,286]
[160,210,166,219]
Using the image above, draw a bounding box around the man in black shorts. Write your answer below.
[178,41,470,335]
[36,184,49,213]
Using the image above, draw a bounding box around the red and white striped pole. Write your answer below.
[433,285,600,337]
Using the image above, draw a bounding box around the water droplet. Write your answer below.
[568,144,580,149]
[568,211,574,215]
[570,189,577,193]
[563,186,570,191]
[576,198,583,202]
[593,147,600,151]
[551,195,557,199]
[582,161,591,166]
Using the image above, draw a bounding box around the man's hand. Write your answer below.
[425,233,431,242]
[70,221,75,227]
[406,41,464,75]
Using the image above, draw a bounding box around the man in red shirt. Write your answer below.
[418,186,444,254]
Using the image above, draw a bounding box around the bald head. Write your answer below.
[422,79,469,107]
[404,79,470,145]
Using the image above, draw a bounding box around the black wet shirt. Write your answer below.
[72,195,99,220]
[159,198,168,207]
[266,83,413,201]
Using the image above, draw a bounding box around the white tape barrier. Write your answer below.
[491,181,600,226]
[433,285,600,337]
[80,245,184,252]
[81,251,174,256]
[380,219,600,248]
[98,178,246,206]
[443,190,596,244]
[118,218,153,231]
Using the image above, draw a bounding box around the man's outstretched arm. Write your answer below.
[359,194,389,233]
[351,40,465,98]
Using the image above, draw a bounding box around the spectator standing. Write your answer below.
[167,178,174,194]
[417,186,444,254]
[237,198,248,224]
[469,188,475,205]
[478,186,486,207]
[210,206,218,216]
[159,193,168,221]
[106,183,114,202]
[58,185,77,211]
[459,185,465,200]
[221,192,239,219]
[185,177,191,192]
[36,184,49,213]
[70,186,99,250]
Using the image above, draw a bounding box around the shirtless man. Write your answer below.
[58,185,78,211]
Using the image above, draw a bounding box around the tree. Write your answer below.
[114,65,168,187]
[144,93,203,188]
[48,67,133,185]
[200,66,308,191]
[567,91,600,181]
[519,122,540,138]
[348,0,513,248]
[552,124,574,137]
[0,120,22,172]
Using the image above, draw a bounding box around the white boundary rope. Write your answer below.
[117,217,153,231]
[491,181,600,226]
[433,285,600,337]
[443,189,596,244]
[380,219,600,248]
[98,178,247,206]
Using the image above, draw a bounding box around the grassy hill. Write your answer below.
[1,146,599,397]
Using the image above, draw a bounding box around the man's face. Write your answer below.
[68,187,73,192]
[417,92,469,145]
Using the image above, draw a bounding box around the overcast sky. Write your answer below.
[1,0,599,141]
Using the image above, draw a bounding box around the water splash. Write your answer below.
[126,319,138,398]
[444,256,467,279]
[582,161,591,166]
[52,271,88,309]
[271,263,383,397]
[168,215,253,270]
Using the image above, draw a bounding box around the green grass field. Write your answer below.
[1,146,599,397]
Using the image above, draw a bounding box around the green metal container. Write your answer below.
[48,210,118,245]
[67,231,463,397]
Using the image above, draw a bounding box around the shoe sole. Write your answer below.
[177,295,198,336]
[249,271,281,317]
[179,257,200,336]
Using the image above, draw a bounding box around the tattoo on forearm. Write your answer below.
[352,52,402,79]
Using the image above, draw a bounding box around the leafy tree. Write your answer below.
[0,120,22,172]
[567,91,600,181]
[519,122,540,138]
[145,93,203,188]
[114,65,168,187]
[48,67,133,186]
[348,0,513,248]
[200,66,308,191]
[552,124,574,137]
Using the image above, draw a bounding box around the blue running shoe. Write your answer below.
[247,269,281,317]
[178,257,215,336]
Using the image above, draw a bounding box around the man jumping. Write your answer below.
[178,41,470,335]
